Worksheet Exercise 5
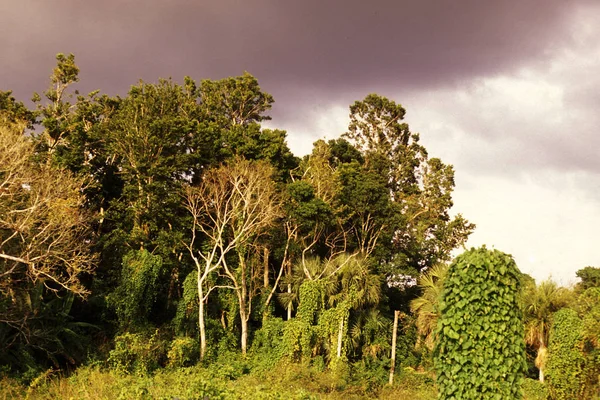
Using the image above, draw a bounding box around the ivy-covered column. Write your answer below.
[434,247,527,399]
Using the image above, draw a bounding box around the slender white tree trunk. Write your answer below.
[240,308,248,356]
[389,310,400,385]
[198,271,206,360]
[263,247,270,288]
[287,283,292,320]
[337,317,344,358]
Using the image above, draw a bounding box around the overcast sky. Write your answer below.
[2,0,599,284]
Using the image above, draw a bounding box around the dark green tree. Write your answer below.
[576,266,600,291]
[344,94,474,274]
[32,53,80,158]
[0,91,35,126]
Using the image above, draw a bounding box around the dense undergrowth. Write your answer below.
[2,361,438,400]
[0,360,550,400]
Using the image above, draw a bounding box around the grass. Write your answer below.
[0,363,548,399]
[0,363,438,400]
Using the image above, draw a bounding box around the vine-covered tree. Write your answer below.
[546,308,585,399]
[434,247,526,399]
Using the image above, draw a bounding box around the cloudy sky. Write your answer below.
[2,0,599,284]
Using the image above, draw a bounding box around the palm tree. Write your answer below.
[523,279,572,382]
[327,254,382,359]
[409,264,448,351]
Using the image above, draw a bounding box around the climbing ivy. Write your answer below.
[108,249,165,331]
[282,280,324,361]
[434,247,526,399]
[545,308,584,400]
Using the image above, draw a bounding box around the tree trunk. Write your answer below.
[337,316,344,358]
[536,334,547,383]
[287,283,292,320]
[389,310,400,385]
[240,307,248,356]
[263,246,270,288]
[239,253,249,356]
[198,271,206,361]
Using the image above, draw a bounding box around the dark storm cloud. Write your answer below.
[2,0,599,179]
[0,0,588,109]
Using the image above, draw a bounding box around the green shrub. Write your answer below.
[546,308,584,400]
[167,336,199,368]
[434,247,526,399]
[522,378,549,400]
[398,367,435,391]
[108,330,167,374]
[249,317,287,371]
[380,367,437,400]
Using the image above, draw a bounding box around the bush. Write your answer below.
[108,330,167,374]
[434,247,527,399]
[167,336,199,368]
[249,317,287,371]
[522,378,549,400]
[379,367,437,400]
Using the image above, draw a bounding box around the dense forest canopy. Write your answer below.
[1,54,599,399]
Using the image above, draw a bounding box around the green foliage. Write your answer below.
[173,270,199,336]
[0,284,97,376]
[250,318,287,369]
[523,279,572,381]
[108,250,165,330]
[167,337,198,368]
[284,284,321,361]
[398,368,436,393]
[576,266,600,291]
[434,247,526,399]
[3,55,485,393]
[522,378,549,400]
[108,330,167,374]
[344,94,474,273]
[546,308,584,400]
[576,287,600,397]
[410,264,448,351]
[0,90,35,126]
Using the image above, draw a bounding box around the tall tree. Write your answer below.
[344,94,474,273]
[106,79,198,247]
[33,53,80,158]
[0,122,94,297]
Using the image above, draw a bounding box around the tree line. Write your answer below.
[1,54,598,399]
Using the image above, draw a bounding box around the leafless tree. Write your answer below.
[183,157,281,357]
[0,122,95,330]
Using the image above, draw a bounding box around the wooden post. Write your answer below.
[389,310,400,385]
